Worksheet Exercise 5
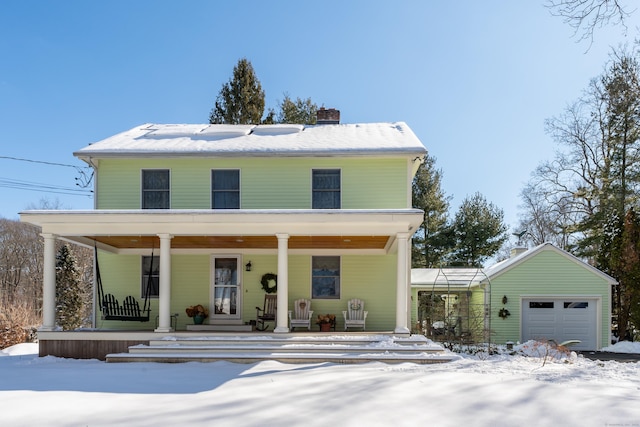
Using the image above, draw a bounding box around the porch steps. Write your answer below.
[186,323,253,332]
[105,334,459,364]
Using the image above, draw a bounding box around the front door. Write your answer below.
[211,256,242,321]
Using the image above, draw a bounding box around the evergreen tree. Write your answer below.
[448,192,508,267]
[55,244,84,330]
[523,48,640,341]
[606,209,640,341]
[277,94,317,124]
[209,58,265,124]
[411,155,451,267]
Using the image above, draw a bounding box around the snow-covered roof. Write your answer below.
[411,243,618,288]
[74,122,427,159]
[411,268,486,289]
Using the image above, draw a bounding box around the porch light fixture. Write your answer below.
[245,261,252,272]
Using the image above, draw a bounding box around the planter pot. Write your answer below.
[319,323,332,332]
[193,314,205,325]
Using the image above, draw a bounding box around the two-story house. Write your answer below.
[21,112,427,356]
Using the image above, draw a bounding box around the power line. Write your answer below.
[0,177,93,197]
[0,155,94,188]
[0,155,82,169]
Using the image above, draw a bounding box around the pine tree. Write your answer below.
[606,209,640,341]
[448,192,508,267]
[55,244,85,330]
[277,94,317,124]
[209,58,265,124]
[411,155,451,267]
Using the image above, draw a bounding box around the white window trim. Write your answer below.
[211,168,241,209]
[141,255,160,299]
[311,168,342,209]
[310,255,342,299]
[141,168,171,209]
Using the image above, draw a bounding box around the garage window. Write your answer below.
[564,302,588,309]
[529,301,554,308]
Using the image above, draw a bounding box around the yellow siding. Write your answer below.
[245,255,397,331]
[171,255,211,330]
[489,250,611,349]
[95,252,155,330]
[96,251,399,331]
[96,157,409,209]
[93,154,410,331]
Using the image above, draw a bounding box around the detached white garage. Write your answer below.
[521,297,599,351]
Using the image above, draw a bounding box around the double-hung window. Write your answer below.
[142,169,170,209]
[311,256,341,299]
[212,169,240,209]
[312,169,341,209]
[141,255,160,298]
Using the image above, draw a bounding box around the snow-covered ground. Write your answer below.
[0,340,639,427]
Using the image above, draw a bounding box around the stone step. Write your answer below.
[106,351,456,365]
[130,343,444,354]
[186,324,253,332]
[148,335,434,347]
[105,334,459,364]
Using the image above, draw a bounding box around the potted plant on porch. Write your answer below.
[316,314,336,332]
[186,305,209,324]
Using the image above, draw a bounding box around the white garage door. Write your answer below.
[521,298,597,351]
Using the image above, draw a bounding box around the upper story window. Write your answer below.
[212,169,240,209]
[312,169,341,209]
[141,255,159,298]
[142,169,170,209]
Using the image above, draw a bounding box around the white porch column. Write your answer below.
[274,233,289,333]
[40,233,57,331]
[395,232,411,334]
[155,234,173,332]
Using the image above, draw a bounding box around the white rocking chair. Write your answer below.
[288,299,313,331]
[342,298,368,331]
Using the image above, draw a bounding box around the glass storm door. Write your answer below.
[211,256,242,320]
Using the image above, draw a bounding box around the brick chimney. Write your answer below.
[316,107,340,125]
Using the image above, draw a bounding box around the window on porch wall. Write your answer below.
[141,169,170,209]
[312,169,341,209]
[211,169,240,209]
[311,256,340,299]
[141,256,160,298]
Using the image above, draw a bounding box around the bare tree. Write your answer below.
[545,0,632,44]
[0,219,41,308]
[0,198,94,339]
[525,49,640,259]
[517,179,581,250]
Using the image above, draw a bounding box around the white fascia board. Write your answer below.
[20,209,424,236]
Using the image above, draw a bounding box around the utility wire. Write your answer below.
[0,155,94,188]
[0,177,93,197]
[0,155,81,169]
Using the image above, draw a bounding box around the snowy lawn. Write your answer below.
[0,341,639,427]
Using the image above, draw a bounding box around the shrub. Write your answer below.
[0,302,39,350]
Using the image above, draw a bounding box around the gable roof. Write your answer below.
[411,243,618,287]
[74,122,427,160]
[480,242,617,285]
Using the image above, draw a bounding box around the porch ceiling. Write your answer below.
[92,235,390,250]
[20,209,424,252]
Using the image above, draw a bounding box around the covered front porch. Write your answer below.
[21,208,423,358]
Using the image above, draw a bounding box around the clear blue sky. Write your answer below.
[1,1,638,236]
